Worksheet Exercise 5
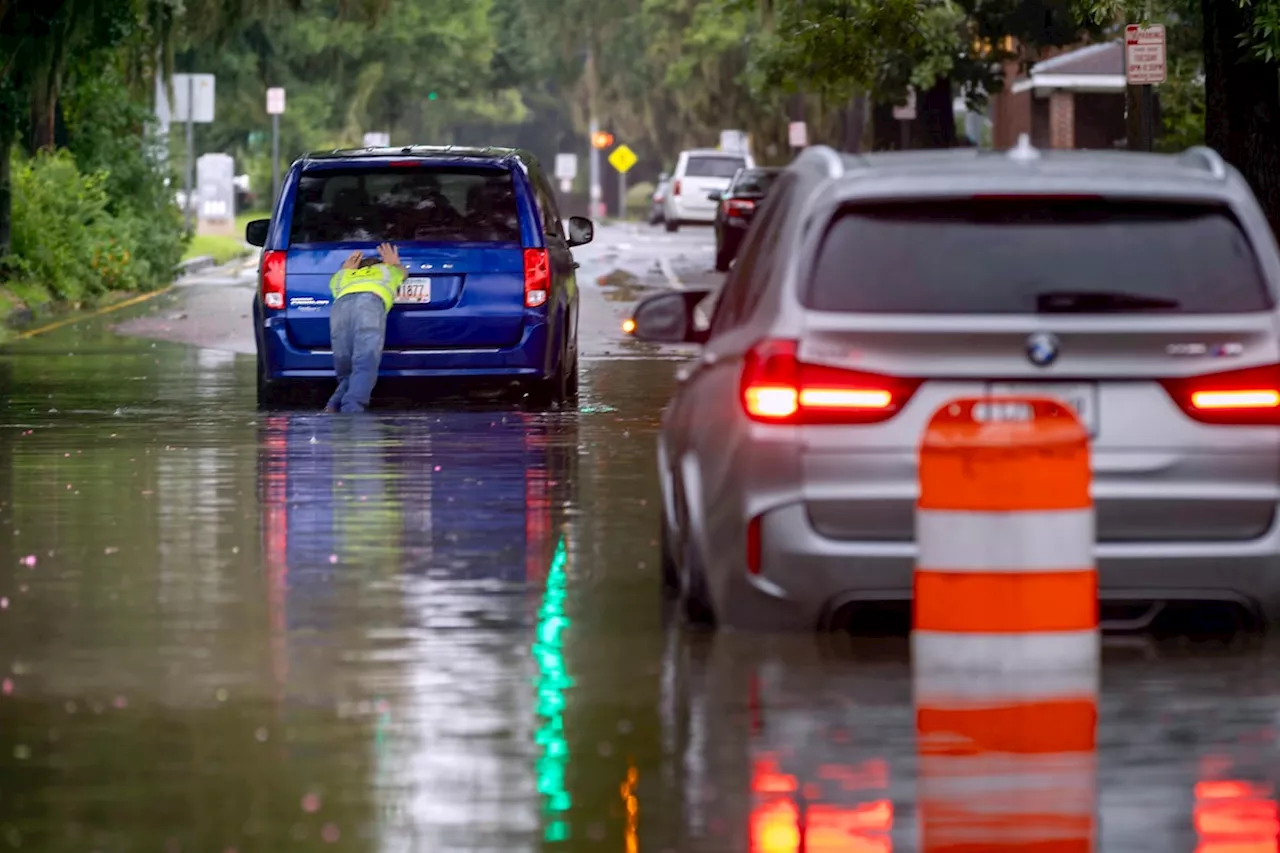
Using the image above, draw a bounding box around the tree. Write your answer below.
[741,0,1098,150]
[1080,0,1280,234]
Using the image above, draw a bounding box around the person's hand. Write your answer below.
[377,242,401,268]
[341,250,363,270]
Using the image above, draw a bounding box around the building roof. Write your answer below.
[1011,41,1126,94]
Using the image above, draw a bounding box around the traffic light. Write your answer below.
[427,92,438,101]
[591,131,614,149]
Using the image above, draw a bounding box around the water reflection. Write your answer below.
[254,409,579,850]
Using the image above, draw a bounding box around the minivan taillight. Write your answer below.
[524,248,550,308]
[673,180,682,196]
[1161,363,1280,425]
[261,250,286,310]
[740,339,921,425]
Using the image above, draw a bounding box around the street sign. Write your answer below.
[608,144,637,174]
[1125,24,1166,85]
[559,178,572,194]
[719,129,748,154]
[893,89,917,121]
[266,87,285,115]
[170,73,215,123]
[788,121,808,148]
[362,131,390,147]
[555,153,578,181]
[196,153,236,236]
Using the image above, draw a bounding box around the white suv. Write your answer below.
[662,148,755,232]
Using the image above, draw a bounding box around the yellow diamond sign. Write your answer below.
[608,144,637,174]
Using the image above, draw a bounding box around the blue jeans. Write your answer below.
[326,292,387,413]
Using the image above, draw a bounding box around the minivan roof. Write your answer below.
[301,145,535,168]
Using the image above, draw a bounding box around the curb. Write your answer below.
[176,255,217,276]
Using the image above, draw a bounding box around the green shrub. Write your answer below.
[625,181,655,212]
[8,151,126,304]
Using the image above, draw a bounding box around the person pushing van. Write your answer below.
[324,242,406,413]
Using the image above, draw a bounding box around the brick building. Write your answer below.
[990,41,1129,150]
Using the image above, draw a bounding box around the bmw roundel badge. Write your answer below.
[1026,332,1060,368]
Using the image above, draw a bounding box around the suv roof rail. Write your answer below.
[793,145,845,178]
[1178,146,1227,180]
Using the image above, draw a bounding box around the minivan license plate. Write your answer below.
[396,280,431,304]
[987,382,1098,434]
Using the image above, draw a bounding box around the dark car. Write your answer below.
[709,167,783,271]
[245,146,594,410]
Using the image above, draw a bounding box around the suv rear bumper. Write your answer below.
[665,197,716,223]
[718,501,1280,631]
[257,314,556,380]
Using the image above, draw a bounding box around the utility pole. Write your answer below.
[184,75,195,230]
[586,43,601,219]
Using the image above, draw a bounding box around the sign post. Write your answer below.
[607,144,637,220]
[893,89,917,151]
[266,87,285,206]
[170,73,215,229]
[1124,24,1166,152]
[554,153,578,196]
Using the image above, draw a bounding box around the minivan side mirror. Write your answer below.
[707,190,723,202]
[245,219,269,247]
[625,289,713,345]
[567,216,594,248]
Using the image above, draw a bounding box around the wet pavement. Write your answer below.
[3,222,1280,852]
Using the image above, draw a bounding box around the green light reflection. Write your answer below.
[534,535,573,841]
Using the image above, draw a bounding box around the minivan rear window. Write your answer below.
[289,165,521,244]
[685,156,746,179]
[806,199,1271,314]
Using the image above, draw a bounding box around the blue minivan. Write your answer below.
[246,146,594,409]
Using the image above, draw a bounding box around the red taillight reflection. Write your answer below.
[751,755,893,853]
[261,250,286,310]
[1162,364,1280,425]
[1195,779,1279,852]
[741,340,919,425]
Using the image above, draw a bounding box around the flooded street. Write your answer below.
[3,224,1280,853]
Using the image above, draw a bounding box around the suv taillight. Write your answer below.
[724,199,755,218]
[524,248,550,308]
[673,180,682,196]
[1161,363,1280,425]
[261,250,286,310]
[740,339,921,425]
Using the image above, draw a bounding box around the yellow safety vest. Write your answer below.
[329,263,407,311]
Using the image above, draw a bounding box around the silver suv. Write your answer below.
[627,138,1280,632]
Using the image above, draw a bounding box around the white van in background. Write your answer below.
[662,148,755,232]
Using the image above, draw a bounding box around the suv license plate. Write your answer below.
[396,280,431,304]
[987,382,1098,435]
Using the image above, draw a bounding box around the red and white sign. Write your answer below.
[266,87,286,115]
[1125,24,1166,85]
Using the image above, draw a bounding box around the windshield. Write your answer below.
[730,169,781,195]
[684,156,747,179]
[289,165,521,244]
[806,199,1271,314]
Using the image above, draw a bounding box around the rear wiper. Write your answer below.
[1036,290,1181,312]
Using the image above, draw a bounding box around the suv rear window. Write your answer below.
[806,199,1271,314]
[684,156,746,179]
[289,165,521,244]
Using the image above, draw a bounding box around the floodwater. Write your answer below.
[3,233,1280,852]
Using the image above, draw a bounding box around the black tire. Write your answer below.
[660,517,680,599]
[564,352,580,404]
[680,534,717,628]
[525,337,570,410]
[665,219,679,233]
[256,355,288,410]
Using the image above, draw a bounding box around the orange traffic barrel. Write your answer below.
[914,396,1099,672]
[916,669,1099,853]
